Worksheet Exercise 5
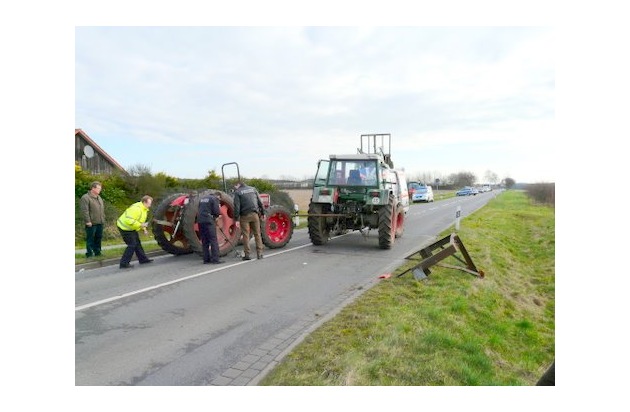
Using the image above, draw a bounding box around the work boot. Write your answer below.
[242,255,251,261]
[257,253,263,260]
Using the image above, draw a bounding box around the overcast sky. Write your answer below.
[6,2,630,406]
[76,26,554,184]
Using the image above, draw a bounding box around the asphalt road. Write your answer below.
[75,191,496,385]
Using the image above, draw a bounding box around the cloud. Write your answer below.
[76,26,555,183]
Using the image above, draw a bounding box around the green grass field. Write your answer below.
[259,190,554,385]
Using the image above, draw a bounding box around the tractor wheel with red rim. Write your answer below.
[152,192,194,255]
[261,204,294,249]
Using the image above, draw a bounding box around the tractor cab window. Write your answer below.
[327,160,378,187]
[314,160,330,187]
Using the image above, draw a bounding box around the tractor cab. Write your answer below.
[315,156,380,188]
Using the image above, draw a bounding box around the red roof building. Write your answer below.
[75,129,127,175]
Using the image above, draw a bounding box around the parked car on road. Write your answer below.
[456,186,477,196]
[408,182,434,202]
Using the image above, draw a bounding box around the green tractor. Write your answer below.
[307,134,410,249]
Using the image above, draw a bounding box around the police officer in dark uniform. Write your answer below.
[233,181,265,260]
[198,191,224,264]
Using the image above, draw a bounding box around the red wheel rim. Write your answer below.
[162,195,190,246]
[265,212,291,243]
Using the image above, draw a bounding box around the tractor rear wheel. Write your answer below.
[182,190,240,257]
[152,192,194,255]
[261,204,294,249]
[308,202,330,245]
[378,194,396,249]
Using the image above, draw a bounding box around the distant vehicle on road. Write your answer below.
[408,182,434,202]
[456,187,477,196]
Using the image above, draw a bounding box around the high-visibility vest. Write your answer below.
[116,202,148,231]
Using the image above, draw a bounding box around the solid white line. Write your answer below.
[75,241,317,312]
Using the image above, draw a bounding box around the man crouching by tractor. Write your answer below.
[233,181,265,260]
[199,191,224,264]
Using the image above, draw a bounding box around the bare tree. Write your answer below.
[484,170,499,185]
[449,171,477,187]
[503,177,516,188]
[123,163,164,199]
[409,171,447,186]
[410,171,434,184]
[126,163,152,177]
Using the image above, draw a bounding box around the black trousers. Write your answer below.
[199,222,220,263]
[85,224,103,257]
[119,228,150,265]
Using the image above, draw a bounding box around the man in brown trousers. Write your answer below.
[233,181,265,260]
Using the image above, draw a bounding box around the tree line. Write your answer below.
[75,162,287,244]
[406,169,514,189]
[75,162,522,245]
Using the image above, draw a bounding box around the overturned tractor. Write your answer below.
[152,163,294,258]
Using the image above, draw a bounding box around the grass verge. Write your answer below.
[260,190,554,385]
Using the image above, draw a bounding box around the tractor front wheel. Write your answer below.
[308,202,330,245]
[261,205,294,249]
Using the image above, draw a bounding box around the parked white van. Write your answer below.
[408,182,434,203]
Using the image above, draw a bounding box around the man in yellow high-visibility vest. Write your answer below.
[117,195,153,269]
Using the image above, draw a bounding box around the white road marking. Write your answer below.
[75,241,316,312]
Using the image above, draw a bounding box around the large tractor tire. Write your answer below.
[261,204,294,249]
[181,190,241,257]
[394,203,405,238]
[308,202,330,245]
[378,194,396,249]
[152,192,194,255]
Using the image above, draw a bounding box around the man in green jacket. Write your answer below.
[117,195,153,269]
[80,181,105,258]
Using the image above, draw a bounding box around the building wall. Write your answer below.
[75,132,125,175]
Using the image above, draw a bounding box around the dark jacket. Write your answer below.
[233,184,264,220]
[198,192,221,224]
[80,191,105,225]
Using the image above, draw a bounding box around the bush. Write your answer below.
[75,197,123,244]
[526,183,555,206]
